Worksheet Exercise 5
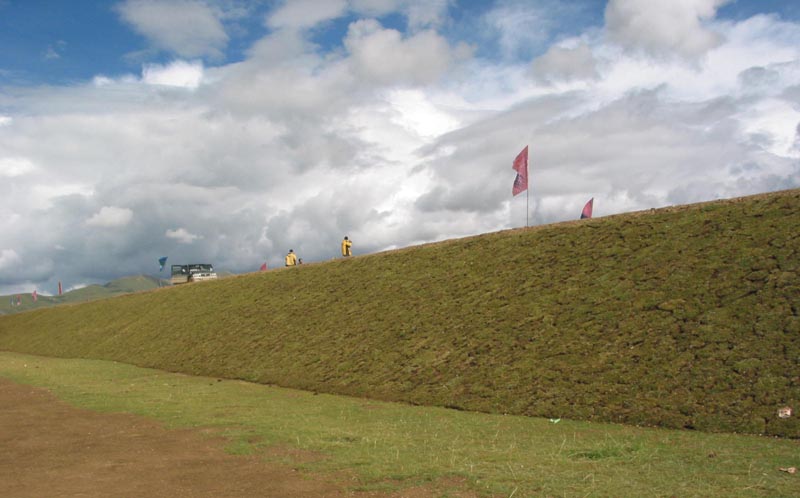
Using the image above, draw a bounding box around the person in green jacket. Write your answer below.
[341,236,352,257]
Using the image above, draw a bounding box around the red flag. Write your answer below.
[581,198,594,219]
[512,146,528,196]
[32,290,37,302]
[259,262,267,271]
[58,281,63,295]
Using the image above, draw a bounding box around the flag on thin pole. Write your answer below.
[32,290,37,302]
[259,262,268,271]
[158,256,168,271]
[512,145,530,226]
[581,198,594,219]
[512,146,528,196]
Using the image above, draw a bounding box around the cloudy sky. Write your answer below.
[1,0,799,294]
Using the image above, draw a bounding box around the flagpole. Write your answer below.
[526,188,529,227]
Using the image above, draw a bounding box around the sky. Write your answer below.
[1,0,799,295]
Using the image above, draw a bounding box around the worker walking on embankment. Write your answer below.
[341,236,352,257]
[285,249,298,267]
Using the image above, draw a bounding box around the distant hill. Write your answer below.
[0,275,166,315]
[1,190,798,437]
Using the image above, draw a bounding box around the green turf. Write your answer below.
[1,352,798,497]
[0,190,798,437]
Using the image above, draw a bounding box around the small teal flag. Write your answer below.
[158,256,168,271]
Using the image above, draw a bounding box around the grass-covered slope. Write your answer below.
[1,190,798,437]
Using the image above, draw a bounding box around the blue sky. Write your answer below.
[4,0,797,86]
[1,0,799,294]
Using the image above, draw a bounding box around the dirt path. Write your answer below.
[0,378,477,498]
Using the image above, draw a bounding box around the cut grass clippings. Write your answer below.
[1,352,798,497]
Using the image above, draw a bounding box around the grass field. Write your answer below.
[0,189,797,437]
[1,352,798,497]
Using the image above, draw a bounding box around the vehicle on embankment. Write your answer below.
[170,264,218,285]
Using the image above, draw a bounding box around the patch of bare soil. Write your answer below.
[0,378,480,498]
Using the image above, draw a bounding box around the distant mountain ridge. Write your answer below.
[0,275,166,315]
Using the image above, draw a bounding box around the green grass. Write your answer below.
[1,352,798,497]
[0,190,798,437]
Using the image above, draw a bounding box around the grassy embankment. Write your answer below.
[0,189,798,437]
[2,352,798,497]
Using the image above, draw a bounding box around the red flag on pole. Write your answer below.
[512,146,528,196]
[32,290,37,302]
[58,281,63,295]
[259,262,267,271]
[581,198,594,219]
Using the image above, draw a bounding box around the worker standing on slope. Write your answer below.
[341,236,352,257]
[285,249,298,267]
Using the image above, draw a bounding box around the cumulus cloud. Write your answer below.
[0,157,36,177]
[605,0,729,59]
[142,60,204,88]
[344,19,463,85]
[1,1,799,295]
[117,0,228,58]
[85,207,134,228]
[399,0,450,30]
[166,227,201,244]
[0,249,21,271]
[266,0,348,30]
[531,42,599,83]
[265,0,450,31]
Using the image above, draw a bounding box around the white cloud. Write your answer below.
[0,157,36,177]
[166,227,201,244]
[605,0,729,59]
[401,0,449,30]
[0,249,21,271]
[142,60,204,89]
[531,42,599,83]
[350,0,399,15]
[344,19,462,86]
[117,0,228,58]
[265,0,449,31]
[351,0,451,29]
[2,1,800,294]
[266,0,347,30]
[43,41,67,60]
[386,89,460,138]
[86,207,134,228]
[484,1,554,59]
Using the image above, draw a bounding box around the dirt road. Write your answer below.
[0,378,476,498]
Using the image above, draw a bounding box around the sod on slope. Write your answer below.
[0,189,798,437]
[2,352,799,498]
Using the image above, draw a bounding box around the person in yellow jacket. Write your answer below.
[341,236,352,257]
[285,249,298,266]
